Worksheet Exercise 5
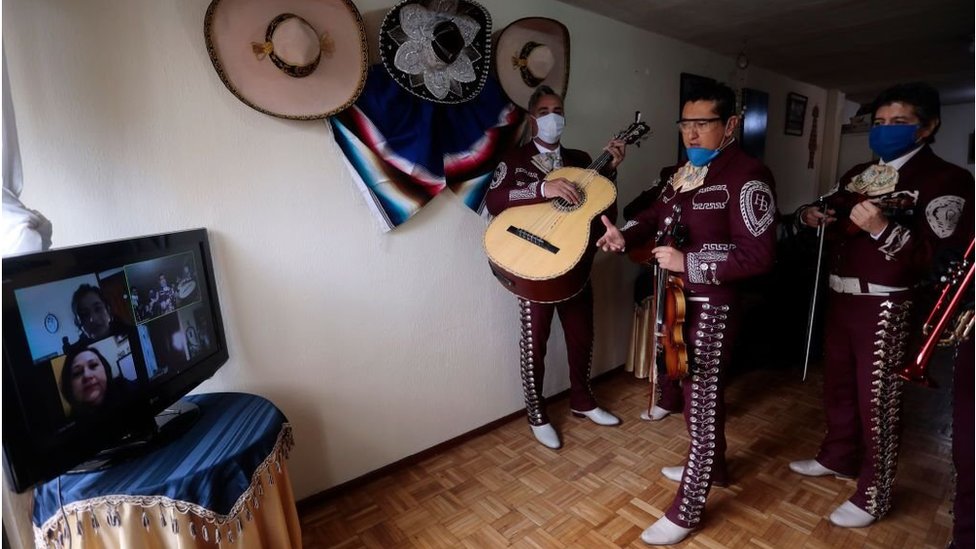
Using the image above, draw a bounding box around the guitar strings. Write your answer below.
[527,150,614,236]
[505,124,646,267]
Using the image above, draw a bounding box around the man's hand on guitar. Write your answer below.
[652,246,685,272]
[604,139,627,169]
[595,215,625,253]
[849,200,889,236]
[543,177,581,204]
[800,205,836,228]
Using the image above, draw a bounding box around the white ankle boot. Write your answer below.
[570,406,621,426]
[829,501,876,528]
[530,423,561,449]
[661,465,684,482]
[640,516,692,545]
[789,459,852,478]
[640,405,672,421]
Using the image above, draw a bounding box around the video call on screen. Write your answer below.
[13,251,217,429]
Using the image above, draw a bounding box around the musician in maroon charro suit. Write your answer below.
[790,82,973,529]
[598,81,778,545]
[485,85,627,450]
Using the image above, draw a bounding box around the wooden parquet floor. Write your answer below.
[300,361,957,548]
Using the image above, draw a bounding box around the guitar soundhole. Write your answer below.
[552,188,586,212]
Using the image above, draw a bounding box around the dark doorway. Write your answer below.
[741,88,769,160]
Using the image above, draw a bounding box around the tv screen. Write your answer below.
[2,228,228,492]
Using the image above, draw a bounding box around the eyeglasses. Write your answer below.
[676,118,721,133]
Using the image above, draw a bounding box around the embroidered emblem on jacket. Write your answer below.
[879,225,911,260]
[925,195,965,238]
[510,181,539,200]
[693,185,730,210]
[702,243,735,251]
[489,162,507,189]
[740,180,775,237]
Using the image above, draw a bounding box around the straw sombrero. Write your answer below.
[494,17,569,110]
[204,0,368,120]
[379,0,492,104]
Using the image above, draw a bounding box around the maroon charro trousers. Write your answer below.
[815,290,913,517]
[646,294,739,528]
[517,283,598,425]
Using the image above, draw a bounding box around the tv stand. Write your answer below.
[33,393,298,548]
[68,399,201,474]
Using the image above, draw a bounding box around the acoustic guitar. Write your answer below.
[484,118,651,303]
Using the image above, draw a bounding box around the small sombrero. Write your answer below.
[494,17,570,110]
[204,0,369,120]
[379,0,492,104]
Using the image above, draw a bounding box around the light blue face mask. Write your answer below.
[685,147,721,167]
[869,124,920,162]
[684,120,731,166]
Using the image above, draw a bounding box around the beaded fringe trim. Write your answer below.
[34,423,294,549]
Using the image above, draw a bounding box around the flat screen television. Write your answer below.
[2,228,228,492]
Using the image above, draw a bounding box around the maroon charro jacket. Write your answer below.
[485,142,618,222]
[819,146,973,288]
[621,143,778,296]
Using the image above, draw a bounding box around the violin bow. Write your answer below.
[645,207,682,417]
[802,197,827,381]
[644,226,666,419]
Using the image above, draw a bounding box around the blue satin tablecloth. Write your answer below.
[32,392,299,548]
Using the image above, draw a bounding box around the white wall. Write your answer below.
[740,67,828,211]
[837,131,873,179]
[2,1,828,544]
[932,103,975,176]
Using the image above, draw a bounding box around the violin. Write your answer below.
[656,211,690,380]
[820,189,915,236]
[649,206,690,381]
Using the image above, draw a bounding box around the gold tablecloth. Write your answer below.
[34,427,299,549]
[32,394,301,549]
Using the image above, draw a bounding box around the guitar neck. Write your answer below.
[588,151,612,173]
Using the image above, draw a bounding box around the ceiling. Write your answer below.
[555,0,975,106]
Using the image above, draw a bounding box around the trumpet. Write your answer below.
[898,238,974,385]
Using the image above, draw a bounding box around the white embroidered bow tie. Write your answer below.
[671,162,708,192]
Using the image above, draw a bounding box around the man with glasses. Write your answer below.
[596,81,777,544]
[789,82,972,530]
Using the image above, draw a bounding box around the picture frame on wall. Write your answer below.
[785,92,808,136]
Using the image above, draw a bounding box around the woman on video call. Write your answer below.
[60,347,131,417]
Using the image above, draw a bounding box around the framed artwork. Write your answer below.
[785,92,808,136]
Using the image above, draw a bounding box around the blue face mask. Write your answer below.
[869,124,920,162]
[686,147,721,167]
